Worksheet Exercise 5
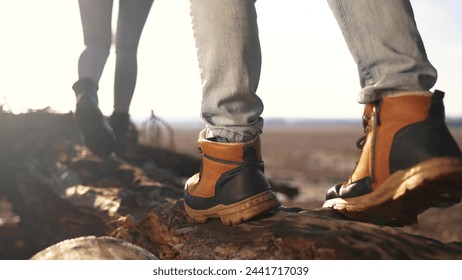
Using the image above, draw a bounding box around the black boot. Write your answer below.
[73,78,117,155]
[109,111,139,154]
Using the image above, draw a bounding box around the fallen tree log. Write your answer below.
[30,236,158,260]
[1,110,461,260]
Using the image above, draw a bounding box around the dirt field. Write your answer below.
[165,122,462,243]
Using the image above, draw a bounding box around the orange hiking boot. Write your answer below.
[184,130,281,225]
[323,90,462,226]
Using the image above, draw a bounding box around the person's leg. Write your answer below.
[110,0,154,152]
[184,0,280,225]
[113,0,154,114]
[77,0,113,83]
[73,0,117,155]
[191,0,264,142]
[324,0,462,225]
[328,0,437,102]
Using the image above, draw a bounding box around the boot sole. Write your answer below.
[323,157,462,226]
[184,190,281,225]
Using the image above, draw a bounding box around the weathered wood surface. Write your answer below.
[30,236,158,260]
[1,110,461,259]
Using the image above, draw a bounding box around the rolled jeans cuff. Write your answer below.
[204,117,264,142]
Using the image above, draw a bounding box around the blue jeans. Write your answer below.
[328,0,437,103]
[77,0,154,113]
[189,0,437,141]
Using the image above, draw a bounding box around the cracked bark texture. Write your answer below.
[1,110,461,260]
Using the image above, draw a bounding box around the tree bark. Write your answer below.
[1,110,461,259]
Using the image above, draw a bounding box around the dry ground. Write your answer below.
[166,122,462,243]
[1,112,461,259]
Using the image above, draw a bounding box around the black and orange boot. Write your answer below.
[73,78,117,155]
[323,90,462,226]
[184,130,281,225]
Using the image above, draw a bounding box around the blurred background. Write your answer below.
[0,0,461,123]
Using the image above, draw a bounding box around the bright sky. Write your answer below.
[0,0,461,121]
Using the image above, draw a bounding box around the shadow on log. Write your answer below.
[0,110,461,259]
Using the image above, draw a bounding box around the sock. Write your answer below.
[208,136,234,143]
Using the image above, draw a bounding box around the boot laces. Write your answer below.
[355,114,371,149]
[344,103,379,185]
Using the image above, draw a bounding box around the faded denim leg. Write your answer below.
[190,0,264,142]
[328,0,437,103]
